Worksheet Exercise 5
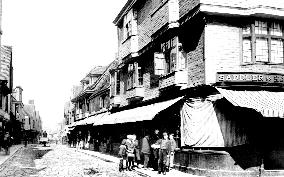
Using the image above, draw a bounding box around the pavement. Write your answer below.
[71,146,204,177]
[0,144,24,167]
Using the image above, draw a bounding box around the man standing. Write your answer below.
[151,129,160,171]
[157,132,171,175]
[141,134,150,169]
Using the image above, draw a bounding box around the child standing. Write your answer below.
[169,133,177,170]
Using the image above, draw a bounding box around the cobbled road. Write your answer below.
[0,145,142,177]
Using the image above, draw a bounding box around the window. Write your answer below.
[123,9,134,40]
[116,71,121,94]
[99,96,104,109]
[127,62,143,90]
[242,20,284,64]
[0,94,2,109]
[154,36,186,75]
[110,70,121,96]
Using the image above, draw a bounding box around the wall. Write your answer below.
[116,54,160,107]
[179,0,200,18]
[200,0,284,9]
[204,22,284,85]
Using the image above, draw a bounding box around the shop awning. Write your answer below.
[104,96,184,124]
[93,112,115,126]
[85,112,109,125]
[216,88,284,118]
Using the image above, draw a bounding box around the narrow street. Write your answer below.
[0,144,142,177]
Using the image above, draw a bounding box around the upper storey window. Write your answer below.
[154,36,186,76]
[242,20,284,64]
[120,9,137,42]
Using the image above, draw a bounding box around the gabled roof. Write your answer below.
[80,66,107,83]
[113,0,137,25]
[89,59,120,99]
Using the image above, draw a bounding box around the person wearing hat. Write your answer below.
[156,132,171,175]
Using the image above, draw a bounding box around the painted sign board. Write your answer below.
[216,72,284,84]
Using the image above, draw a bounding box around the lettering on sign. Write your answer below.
[216,73,284,84]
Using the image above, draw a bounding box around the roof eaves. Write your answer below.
[113,0,137,25]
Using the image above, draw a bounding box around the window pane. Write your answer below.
[243,39,252,63]
[255,21,268,35]
[170,46,177,72]
[271,39,284,63]
[271,22,283,36]
[256,38,269,62]
[242,26,251,35]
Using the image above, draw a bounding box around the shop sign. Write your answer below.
[216,72,284,84]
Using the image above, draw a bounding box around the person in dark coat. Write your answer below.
[132,134,141,167]
[151,129,160,171]
[141,135,151,168]
[3,132,12,155]
[156,132,171,175]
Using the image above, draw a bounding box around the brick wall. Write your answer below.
[204,23,284,85]
[151,3,169,35]
[186,30,205,87]
[179,0,200,18]
[137,0,153,51]
[118,38,131,59]
[200,0,284,9]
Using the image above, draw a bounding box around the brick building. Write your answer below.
[108,0,284,176]
[67,0,284,176]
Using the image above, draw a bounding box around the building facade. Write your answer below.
[67,0,284,176]
[23,100,42,143]
[0,46,13,136]
[110,0,284,176]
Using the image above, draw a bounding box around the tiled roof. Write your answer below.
[89,66,107,75]
[89,60,119,98]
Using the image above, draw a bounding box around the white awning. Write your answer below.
[105,96,184,124]
[216,88,284,118]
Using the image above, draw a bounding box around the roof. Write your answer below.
[89,59,120,99]
[23,104,35,118]
[113,0,137,25]
[80,66,107,83]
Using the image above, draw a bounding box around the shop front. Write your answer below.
[174,72,284,177]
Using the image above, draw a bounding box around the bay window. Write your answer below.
[242,20,284,64]
[154,36,186,75]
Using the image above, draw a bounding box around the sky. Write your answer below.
[1,0,128,132]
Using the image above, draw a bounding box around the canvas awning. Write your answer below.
[101,96,184,125]
[216,88,284,118]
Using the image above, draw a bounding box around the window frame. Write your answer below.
[242,20,284,65]
[126,62,143,90]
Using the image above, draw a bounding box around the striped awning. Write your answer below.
[216,88,284,118]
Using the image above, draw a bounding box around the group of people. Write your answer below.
[119,129,177,175]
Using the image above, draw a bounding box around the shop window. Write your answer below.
[127,62,143,90]
[242,20,284,64]
[154,36,186,75]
